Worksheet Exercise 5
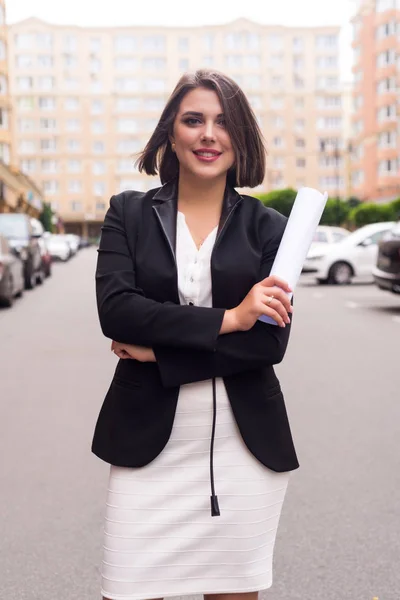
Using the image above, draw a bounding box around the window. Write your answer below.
[91,99,104,114]
[294,76,304,89]
[64,35,77,52]
[38,55,53,68]
[317,116,342,129]
[116,97,141,112]
[295,97,305,109]
[293,37,304,51]
[0,142,10,164]
[249,95,262,109]
[316,76,338,89]
[69,180,82,193]
[67,159,81,172]
[319,155,342,168]
[377,77,396,94]
[377,104,397,122]
[17,76,33,91]
[317,95,341,109]
[202,34,214,51]
[19,140,36,154]
[296,138,305,148]
[319,176,344,189]
[143,36,165,52]
[272,116,284,128]
[67,139,80,152]
[270,96,284,109]
[38,76,55,90]
[43,180,59,194]
[376,21,397,39]
[245,75,261,89]
[114,36,137,53]
[316,56,337,69]
[114,57,138,71]
[352,171,364,186]
[313,231,329,243]
[16,55,34,68]
[40,118,57,130]
[268,33,283,51]
[14,33,35,50]
[269,54,283,69]
[96,202,106,212]
[246,55,260,69]
[203,56,214,67]
[21,159,36,173]
[94,182,106,196]
[90,38,102,53]
[271,75,283,87]
[39,97,56,110]
[0,4,5,25]
[377,49,396,67]
[90,58,101,73]
[296,158,306,168]
[92,121,105,134]
[65,97,79,111]
[117,158,135,172]
[378,159,398,175]
[247,33,260,49]
[117,119,139,133]
[0,107,9,129]
[376,0,397,11]
[41,159,57,173]
[18,118,35,132]
[66,119,80,132]
[64,78,78,90]
[293,56,304,70]
[117,139,141,154]
[226,55,242,68]
[40,139,57,152]
[273,157,285,168]
[272,136,283,147]
[70,201,83,212]
[37,33,53,49]
[144,79,165,92]
[93,161,105,175]
[177,58,188,71]
[90,79,103,94]
[378,131,397,148]
[178,37,189,52]
[118,179,143,192]
[146,98,164,111]
[295,118,305,131]
[93,141,105,153]
[316,34,337,49]
[115,78,140,92]
[143,57,166,70]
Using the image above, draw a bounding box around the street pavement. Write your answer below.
[0,248,399,600]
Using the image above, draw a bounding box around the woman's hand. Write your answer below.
[111,340,156,362]
[221,276,293,333]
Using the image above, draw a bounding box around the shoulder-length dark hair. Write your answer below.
[136,69,266,188]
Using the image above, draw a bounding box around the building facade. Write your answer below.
[9,17,344,236]
[351,0,400,202]
[0,1,44,217]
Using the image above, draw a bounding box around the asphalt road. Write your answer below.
[0,248,399,600]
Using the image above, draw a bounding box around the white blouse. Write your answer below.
[176,211,218,309]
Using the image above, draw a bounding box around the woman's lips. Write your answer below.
[192,150,222,163]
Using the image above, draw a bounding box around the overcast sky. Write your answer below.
[7,0,356,80]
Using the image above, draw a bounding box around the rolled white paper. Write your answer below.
[259,186,328,325]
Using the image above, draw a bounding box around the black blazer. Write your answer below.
[92,178,299,473]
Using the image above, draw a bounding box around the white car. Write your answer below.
[45,234,71,262]
[303,226,350,272]
[305,221,396,284]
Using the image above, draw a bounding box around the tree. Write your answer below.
[320,198,350,226]
[349,203,395,227]
[256,188,297,217]
[39,202,54,233]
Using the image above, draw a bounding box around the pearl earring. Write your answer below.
[171,142,176,152]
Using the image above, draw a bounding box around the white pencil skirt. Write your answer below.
[101,378,290,600]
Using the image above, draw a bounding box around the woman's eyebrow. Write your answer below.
[181,111,224,118]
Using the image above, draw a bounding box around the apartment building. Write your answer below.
[351,0,400,202]
[0,1,44,217]
[9,17,343,236]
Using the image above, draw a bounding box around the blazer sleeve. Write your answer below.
[95,194,225,350]
[153,213,292,387]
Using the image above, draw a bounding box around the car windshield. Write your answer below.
[0,215,28,239]
[344,225,391,245]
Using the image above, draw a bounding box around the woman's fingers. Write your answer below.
[260,285,292,314]
[262,294,291,327]
[260,275,292,293]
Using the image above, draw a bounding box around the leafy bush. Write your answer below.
[320,199,350,226]
[348,203,396,227]
[256,188,297,217]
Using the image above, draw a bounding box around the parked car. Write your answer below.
[306,221,395,284]
[0,213,43,289]
[0,234,24,307]
[45,233,71,262]
[372,221,400,295]
[303,226,350,272]
[31,218,52,278]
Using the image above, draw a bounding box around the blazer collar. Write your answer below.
[152,177,243,258]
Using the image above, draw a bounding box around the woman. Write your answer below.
[94,69,299,600]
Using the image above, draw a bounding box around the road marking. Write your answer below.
[345,301,359,309]
[393,316,400,324]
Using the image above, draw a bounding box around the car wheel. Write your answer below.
[329,261,353,285]
[0,274,14,308]
[36,268,45,285]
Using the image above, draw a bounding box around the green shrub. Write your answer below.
[320,198,350,226]
[256,188,297,217]
[349,203,396,227]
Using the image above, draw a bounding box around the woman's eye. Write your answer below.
[184,118,201,125]
[217,120,226,127]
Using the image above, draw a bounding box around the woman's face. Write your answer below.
[171,87,235,182]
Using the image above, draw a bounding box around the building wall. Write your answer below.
[351,0,400,202]
[8,17,344,232]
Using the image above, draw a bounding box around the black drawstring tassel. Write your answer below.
[210,377,220,516]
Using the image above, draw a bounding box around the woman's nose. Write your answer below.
[201,121,216,141]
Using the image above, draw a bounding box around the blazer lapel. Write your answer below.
[152,178,179,264]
